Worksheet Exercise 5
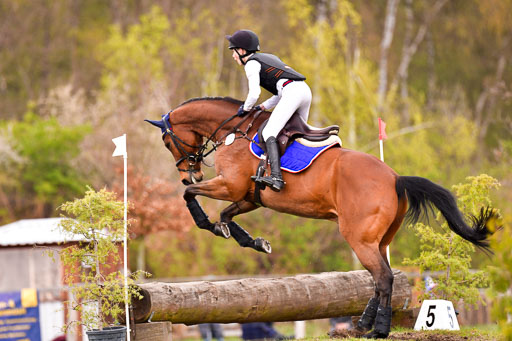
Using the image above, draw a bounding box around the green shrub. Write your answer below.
[56,187,147,330]
[403,174,500,306]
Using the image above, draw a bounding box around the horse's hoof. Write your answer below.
[254,237,272,254]
[346,328,365,338]
[349,327,367,337]
[362,330,389,339]
[213,222,231,239]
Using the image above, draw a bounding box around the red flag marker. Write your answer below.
[379,117,388,140]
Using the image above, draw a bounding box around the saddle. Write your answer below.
[257,113,340,154]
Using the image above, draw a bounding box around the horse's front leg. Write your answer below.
[220,201,271,254]
[183,176,237,239]
[185,196,231,238]
[183,175,254,239]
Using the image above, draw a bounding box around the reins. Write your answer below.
[162,108,262,176]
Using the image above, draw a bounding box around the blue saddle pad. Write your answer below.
[249,133,341,173]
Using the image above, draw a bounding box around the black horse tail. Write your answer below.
[395,176,498,253]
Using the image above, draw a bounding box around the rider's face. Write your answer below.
[232,48,246,66]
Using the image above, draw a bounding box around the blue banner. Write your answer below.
[0,290,41,341]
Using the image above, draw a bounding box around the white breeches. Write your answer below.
[261,80,312,141]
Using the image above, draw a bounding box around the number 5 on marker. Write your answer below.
[414,300,460,330]
[426,305,436,327]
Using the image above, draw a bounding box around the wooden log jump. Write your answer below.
[132,270,411,325]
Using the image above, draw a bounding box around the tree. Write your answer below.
[0,106,90,220]
[377,0,400,112]
[487,216,512,339]
[403,174,500,306]
[57,187,146,331]
[0,134,23,222]
[283,0,379,149]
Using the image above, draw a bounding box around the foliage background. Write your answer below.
[0,0,511,281]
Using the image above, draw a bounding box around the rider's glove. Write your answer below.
[236,105,250,117]
[254,105,263,112]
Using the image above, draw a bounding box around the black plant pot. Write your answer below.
[86,326,127,341]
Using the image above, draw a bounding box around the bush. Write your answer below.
[56,187,147,330]
[403,174,500,306]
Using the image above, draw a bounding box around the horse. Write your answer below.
[145,96,497,339]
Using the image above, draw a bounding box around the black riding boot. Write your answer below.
[255,136,285,192]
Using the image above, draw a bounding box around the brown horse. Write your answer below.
[145,96,496,339]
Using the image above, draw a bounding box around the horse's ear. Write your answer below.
[144,119,165,129]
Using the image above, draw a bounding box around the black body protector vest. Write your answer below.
[247,53,306,95]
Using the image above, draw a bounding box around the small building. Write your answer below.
[0,218,121,341]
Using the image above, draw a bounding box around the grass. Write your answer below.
[175,320,503,341]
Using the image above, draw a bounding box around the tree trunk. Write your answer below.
[346,16,359,149]
[474,35,510,144]
[426,29,436,113]
[132,270,411,324]
[400,0,413,122]
[389,0,448,95]
[311,0,328,123]
[377,0,400,112]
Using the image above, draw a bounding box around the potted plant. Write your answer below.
[55,187,146,340]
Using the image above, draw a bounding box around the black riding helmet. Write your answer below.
[226,30,260,63]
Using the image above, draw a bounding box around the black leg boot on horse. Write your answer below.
[186,198,231,238]
[356,297,380,332]
[228,221,272,253]
[363,305,392,339]
[255,136,285,192]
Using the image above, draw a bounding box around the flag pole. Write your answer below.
[379,139,385,163]
[112,134,130,340]
[122,135,131,341]
[378,118,391,266]
[378,117,386,163]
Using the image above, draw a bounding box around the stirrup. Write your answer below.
[255,175,285,192]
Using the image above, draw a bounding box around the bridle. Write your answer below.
[161,110,260,180]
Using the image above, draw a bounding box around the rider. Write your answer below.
[226,29,312,192]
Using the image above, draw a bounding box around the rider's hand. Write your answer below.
[236,105,249,117]
[254,105,264,111]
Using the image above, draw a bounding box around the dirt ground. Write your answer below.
[387,331,498,340]
[330,329,499,340]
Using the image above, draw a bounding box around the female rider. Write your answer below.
[226,29,312,192]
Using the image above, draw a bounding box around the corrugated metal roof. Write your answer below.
[0,218,88,246]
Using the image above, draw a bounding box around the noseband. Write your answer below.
[160,112,203,177]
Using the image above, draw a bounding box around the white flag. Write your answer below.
[112,134,127,157]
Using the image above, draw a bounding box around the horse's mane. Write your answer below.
[176,96,243,109]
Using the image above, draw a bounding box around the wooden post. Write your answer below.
[132,270,411,324]
[133,322,172,341]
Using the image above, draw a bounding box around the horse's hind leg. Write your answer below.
[379,197,408,269]
[219,201,271,254]
[340,215,395,338]
[350,243,394,339]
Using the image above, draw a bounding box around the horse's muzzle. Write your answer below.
[181,172,203,186]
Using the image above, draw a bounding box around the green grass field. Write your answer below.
[178,320,503,341]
